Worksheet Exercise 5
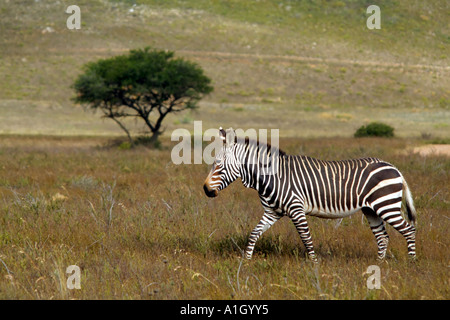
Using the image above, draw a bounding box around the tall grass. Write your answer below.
[0,135,448,299]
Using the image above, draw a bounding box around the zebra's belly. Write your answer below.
[306,207,361,219]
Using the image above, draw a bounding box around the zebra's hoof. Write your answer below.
[376,255,386,262]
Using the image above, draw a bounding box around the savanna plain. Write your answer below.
[0,0,449,300]
[0,136,448,300]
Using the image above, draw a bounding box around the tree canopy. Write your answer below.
[73,47,213,144]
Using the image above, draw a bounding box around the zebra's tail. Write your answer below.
[402,176,417,226]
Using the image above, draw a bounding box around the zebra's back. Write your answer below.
[285,155,402,218]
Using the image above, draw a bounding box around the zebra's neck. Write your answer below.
[236,140,283,194]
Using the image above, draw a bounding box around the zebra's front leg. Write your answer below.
[290,211,318,262]
[245,210,280,259]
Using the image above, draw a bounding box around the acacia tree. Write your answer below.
[73,47,213,144]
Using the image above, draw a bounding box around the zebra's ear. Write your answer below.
[225,127,236,146]
[219,127,226,141]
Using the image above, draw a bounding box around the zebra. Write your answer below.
[203,128,417,261]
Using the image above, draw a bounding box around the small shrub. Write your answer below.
[118,141,132,150]
[354,122,394,138]
[71,175,98,190]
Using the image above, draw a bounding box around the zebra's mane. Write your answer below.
[236,136,287,157]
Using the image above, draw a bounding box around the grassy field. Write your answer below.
[0,0,449,300]
[0,136,448,299]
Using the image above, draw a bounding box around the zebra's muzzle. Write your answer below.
[203,184,218,198]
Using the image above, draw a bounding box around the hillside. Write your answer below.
[0,0,448,138]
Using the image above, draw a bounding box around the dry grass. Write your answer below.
[0,135,448,300]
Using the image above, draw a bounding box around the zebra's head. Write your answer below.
[203,127,240,198]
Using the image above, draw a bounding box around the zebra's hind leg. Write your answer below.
[362,208,389,260]
[378,209,416,259]
[290,211,318,262]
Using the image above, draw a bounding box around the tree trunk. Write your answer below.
[146,105,172,144]
[110,116,134,146]
[148,131,161,145]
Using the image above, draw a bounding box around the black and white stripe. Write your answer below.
[204,129,417,261]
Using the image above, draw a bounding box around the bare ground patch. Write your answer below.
[411,144,450,157]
